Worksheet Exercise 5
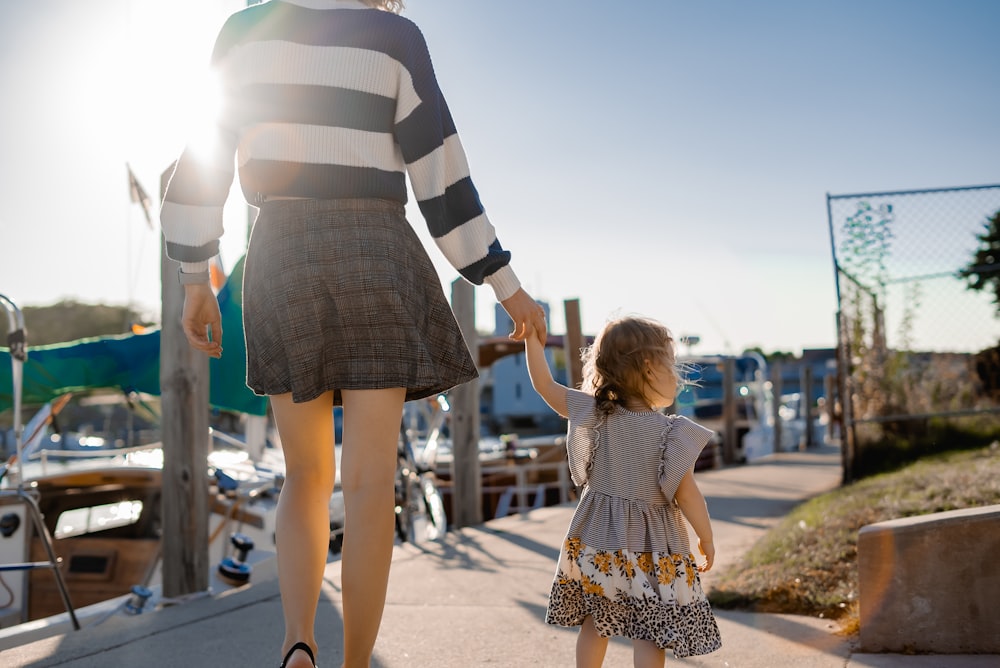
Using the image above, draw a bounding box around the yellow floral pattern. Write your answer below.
[565,537,582,561]
[686,553,698,588]
[636,552,654,576]
[581,574,604,596]
[592,551,613,575]
[657,555,677,585]
[613,550,635,580]
[547,538,719,657]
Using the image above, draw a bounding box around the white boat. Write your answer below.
[0,416,289,647]
[0,294,295,648]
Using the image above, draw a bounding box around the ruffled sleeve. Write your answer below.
[658,415,714,499]
[565,388,600,487]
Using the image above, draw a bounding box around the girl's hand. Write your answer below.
[181,284,223,358]
[697,538,715,572]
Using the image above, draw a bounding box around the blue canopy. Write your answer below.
[0,257,267,416]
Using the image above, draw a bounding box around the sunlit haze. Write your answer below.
[1,0,997,355]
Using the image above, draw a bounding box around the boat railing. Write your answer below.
[0,293,80,630]
[19,444,163,479]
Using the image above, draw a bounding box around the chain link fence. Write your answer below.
[827,184,1000,479]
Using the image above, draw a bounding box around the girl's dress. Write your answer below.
[545,389,723,657]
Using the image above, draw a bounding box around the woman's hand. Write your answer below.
[500,288,547,343]
[181,284,223,358]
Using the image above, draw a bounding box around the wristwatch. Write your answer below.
[177,267,211,285]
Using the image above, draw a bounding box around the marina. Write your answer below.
[0,290,835,648]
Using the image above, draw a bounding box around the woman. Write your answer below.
[160,1,545,666]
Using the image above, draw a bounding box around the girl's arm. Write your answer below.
[524,329,569,418]
[674,469,715,572]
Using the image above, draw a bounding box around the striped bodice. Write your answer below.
[564,389,713,552]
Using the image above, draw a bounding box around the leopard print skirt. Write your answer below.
[545,538,722,657]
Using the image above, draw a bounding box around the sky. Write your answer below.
[0,0,997,356]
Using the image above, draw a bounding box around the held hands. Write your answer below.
[500,288,547,344]
[181,284,223,359]
[697,538,715,573]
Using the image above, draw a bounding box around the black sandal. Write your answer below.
[279,642,316,668]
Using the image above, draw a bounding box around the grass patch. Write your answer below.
[706,442,1000,631]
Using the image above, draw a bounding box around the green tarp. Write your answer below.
[0,257,267,416]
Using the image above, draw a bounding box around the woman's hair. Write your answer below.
[360,0,404,12]
[581,315,678,416]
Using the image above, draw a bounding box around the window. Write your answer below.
[54,501,143,539]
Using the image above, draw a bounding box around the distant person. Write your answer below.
[523,315,721,666]
[159,1,546,666]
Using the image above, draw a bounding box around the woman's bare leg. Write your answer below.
[632,638,665,668]
[270,391,337,668]
[339,388,406,667]
[577,615,609,668]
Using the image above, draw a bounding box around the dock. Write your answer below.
[4,443,996,667]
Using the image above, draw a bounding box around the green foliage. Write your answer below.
[963,209,1000,315]
[840,201,894,291]
[853,414,1000,478]
[0,300,155,347]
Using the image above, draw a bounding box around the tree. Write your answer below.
[964,209,1000,315]
[0,300,154,347]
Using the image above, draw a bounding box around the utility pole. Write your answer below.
[159,165,210,598]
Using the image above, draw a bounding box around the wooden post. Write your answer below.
[722,358,736,465]
[563,299,584,389]
[837,311,857,484]
[770,361,783,453]
[160,165,210,598]
[800,364,814,450]
[450,278,481,528]
[824,372,836,443]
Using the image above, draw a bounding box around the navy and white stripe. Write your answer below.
[563,388,713,553]
[160,0,520,300]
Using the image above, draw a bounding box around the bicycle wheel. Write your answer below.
[394,461,417,544]
[418,472,447,541]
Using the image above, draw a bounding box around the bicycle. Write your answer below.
[328,417,447,554]
[393,420,447,544]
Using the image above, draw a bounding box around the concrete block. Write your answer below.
[858,504,1000,653]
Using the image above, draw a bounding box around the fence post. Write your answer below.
[836,310,856,484]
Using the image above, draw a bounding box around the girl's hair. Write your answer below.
[360,0,405,12]
[581,316,677,416]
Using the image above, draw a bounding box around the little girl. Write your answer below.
[525,315,722,666]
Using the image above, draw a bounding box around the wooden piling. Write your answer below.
[722,358,736,464]
[450,278,481,528]
[563,299,584,389]
[800,364,814,450]
[770,361,783,453]
[159,164,210,598]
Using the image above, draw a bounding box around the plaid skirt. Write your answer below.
[242,198,478,405]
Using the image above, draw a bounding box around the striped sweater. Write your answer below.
[160,0,520,301]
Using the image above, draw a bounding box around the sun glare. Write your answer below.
[126,1,235,161]
[177,69,225,159]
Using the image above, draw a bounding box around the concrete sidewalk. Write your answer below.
[4,443,996,667]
